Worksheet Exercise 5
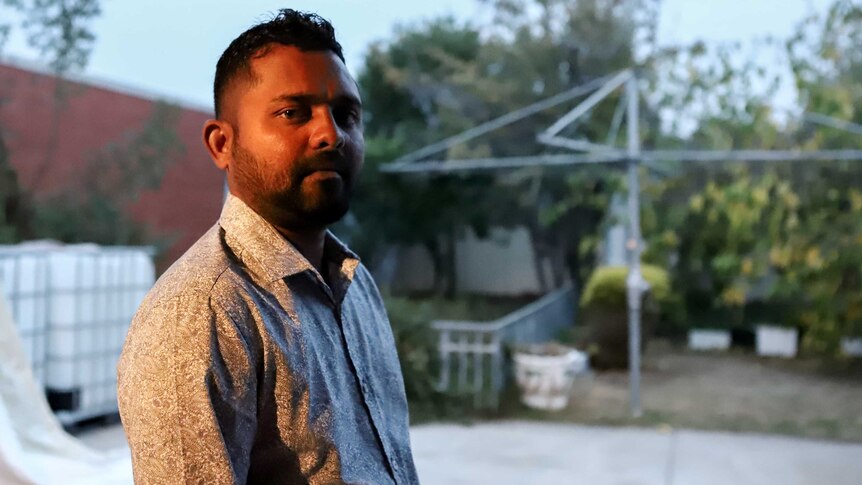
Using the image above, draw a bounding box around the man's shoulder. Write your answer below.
[348,261,387,308]
[352,260,373,281]
[138,224,248,315]
[120,224,261,370]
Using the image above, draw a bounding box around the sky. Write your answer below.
[0,0,842,113]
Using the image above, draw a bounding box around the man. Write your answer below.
[117,10,419,484]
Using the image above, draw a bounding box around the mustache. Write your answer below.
[295,151,349,178]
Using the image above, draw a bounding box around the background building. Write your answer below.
[0,59,223,272]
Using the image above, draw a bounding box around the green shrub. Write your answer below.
[383,297,445,413]
[580,264,672,309]
[580,265,673,368]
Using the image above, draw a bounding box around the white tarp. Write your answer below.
[0,282,132,484]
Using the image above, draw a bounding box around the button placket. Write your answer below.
[337,303,399,483]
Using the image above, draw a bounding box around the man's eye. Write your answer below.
[335,107,361,126]
[279,107,308,121]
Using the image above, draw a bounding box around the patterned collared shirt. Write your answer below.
[117,194,419,484]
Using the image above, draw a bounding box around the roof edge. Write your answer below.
[0,54,213,116]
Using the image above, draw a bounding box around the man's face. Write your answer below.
[226,44,364,231]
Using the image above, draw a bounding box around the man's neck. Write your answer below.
[228,191,330,276]
[275,226,327,275]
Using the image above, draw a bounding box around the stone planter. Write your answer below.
[513,346,588,411]
[756,325,798,358]
[687,329,731,351]
[841,337,862,357]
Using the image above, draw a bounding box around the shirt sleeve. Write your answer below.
[117,295,258,484]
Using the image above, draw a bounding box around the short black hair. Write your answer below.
[213,9,345,118]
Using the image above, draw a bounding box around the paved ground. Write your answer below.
[77,421,862,484]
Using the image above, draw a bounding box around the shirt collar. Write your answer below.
[218,194,360,287]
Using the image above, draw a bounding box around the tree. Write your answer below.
[2,0,100,74]
[1,1,184,248]
[639,0,862,353]
[0,129,33,243]
[0,0,101,241]
[32,101,185,246]
[778,0,862,352]
[352,0,659,297]
[476,0,650,292]
[354,16,502,296]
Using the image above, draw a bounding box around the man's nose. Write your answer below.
[310,108,345,150]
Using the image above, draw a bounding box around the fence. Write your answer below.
[432,283,576,408]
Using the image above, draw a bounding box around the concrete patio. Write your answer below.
[408,421,862,484]
[78,420,862,484]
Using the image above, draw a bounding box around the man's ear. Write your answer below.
[203,119,234,171]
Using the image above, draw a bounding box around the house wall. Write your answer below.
[455,226,548,296]
[0,61,223,272]
[389,226,552,297]
[390,244,436,294]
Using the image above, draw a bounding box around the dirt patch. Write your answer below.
[507,342,862,442]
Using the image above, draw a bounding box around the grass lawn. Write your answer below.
[497,340,862,442]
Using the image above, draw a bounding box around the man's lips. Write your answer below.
[298,152,350,180]
[305,169,343,181]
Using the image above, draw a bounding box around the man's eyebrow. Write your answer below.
[269,93,362,107]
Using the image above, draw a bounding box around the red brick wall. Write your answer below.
[0,62,224,272]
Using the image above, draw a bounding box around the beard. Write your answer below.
[231,142,357,231]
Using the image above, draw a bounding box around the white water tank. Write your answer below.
[0,245,53,385]
[0,243,155,424]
